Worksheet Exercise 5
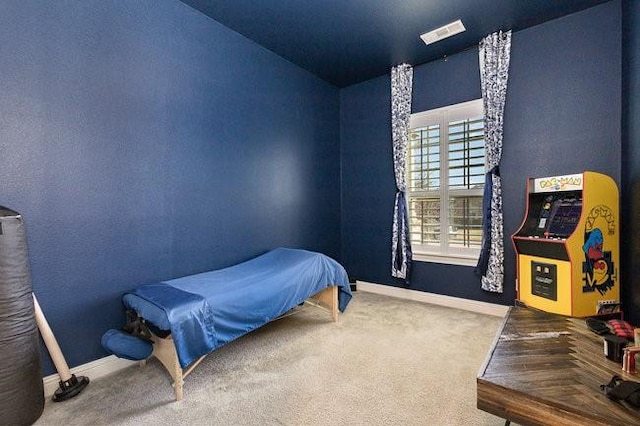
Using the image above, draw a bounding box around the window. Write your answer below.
[407,99,485,266]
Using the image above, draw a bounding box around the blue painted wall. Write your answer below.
[622,0,640,324]
[341,1,622,306]
[0,1,341,373]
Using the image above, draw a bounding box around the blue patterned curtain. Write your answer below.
[475,31,511,293]
[391,64,413,282]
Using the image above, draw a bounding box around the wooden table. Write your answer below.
[477,307,640,425]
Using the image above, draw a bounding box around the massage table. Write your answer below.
[105,247,352,401]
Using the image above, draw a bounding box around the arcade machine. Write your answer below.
[511,171,619,317]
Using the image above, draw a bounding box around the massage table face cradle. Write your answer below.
[142,285,339,401]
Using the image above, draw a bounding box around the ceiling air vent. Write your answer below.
[420,20,466,46]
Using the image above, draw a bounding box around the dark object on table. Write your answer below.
[604,335,628,363]
[601,375,640,410]
[586,318,611,335]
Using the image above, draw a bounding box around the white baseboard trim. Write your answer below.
[43,355,136,398]
[355,281,509,317]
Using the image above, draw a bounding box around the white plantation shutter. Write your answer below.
[407,99,485,264]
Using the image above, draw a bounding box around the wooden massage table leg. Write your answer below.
[150,334,184,401]
[305,285,339,322]
[148,334,211,401]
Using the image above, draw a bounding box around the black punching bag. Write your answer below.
[0,207,44,424]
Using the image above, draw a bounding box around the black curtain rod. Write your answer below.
[416,42,480,68]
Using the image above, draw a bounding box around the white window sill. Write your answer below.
[412,252,479,267]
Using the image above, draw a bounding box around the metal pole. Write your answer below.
[32,293,89,401]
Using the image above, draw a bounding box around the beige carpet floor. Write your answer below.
[35,291,507,425]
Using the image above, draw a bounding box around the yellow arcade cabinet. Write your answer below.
[511,171,619,317]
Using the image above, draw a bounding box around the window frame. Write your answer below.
[407,98,485,266]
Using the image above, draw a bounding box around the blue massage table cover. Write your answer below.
[122,248,352,368]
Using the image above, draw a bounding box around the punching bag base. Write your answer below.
[52,374,89,402]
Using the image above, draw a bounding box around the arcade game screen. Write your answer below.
[518,191,582,239]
